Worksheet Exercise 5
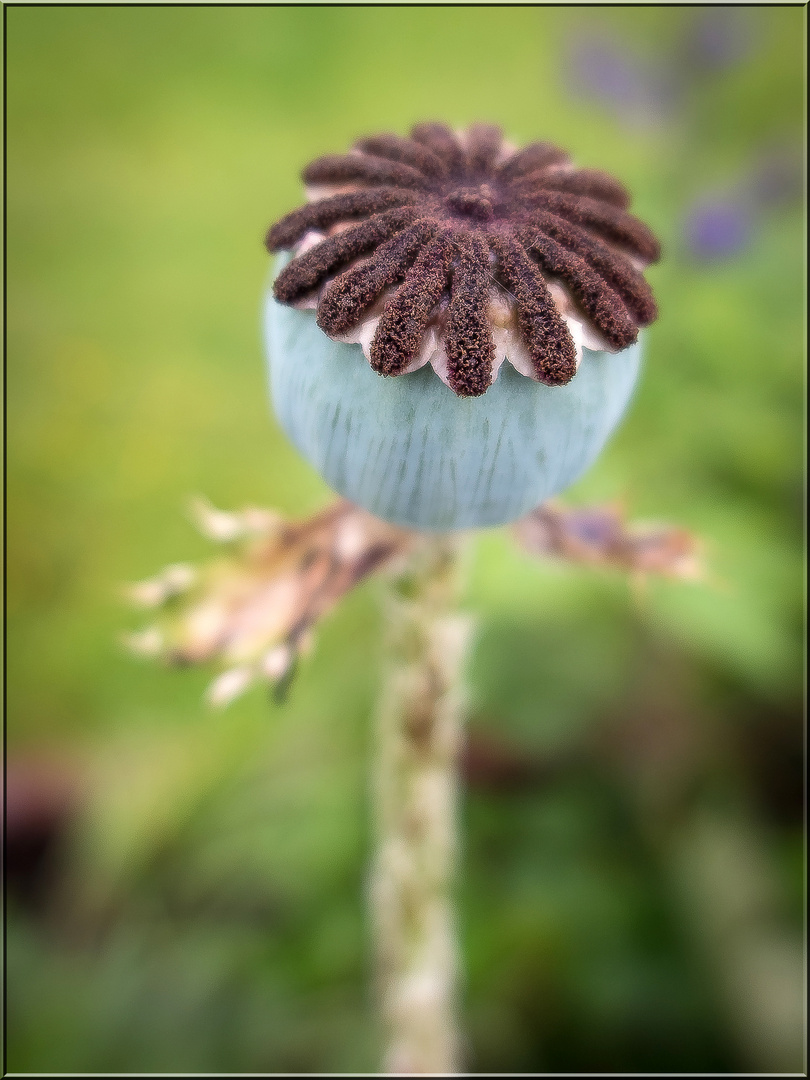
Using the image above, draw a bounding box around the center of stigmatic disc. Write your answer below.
[443,185,496,222]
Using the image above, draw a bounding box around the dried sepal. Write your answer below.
[124,499,415,705]
[124,496,702,705]
[512,501,703,581]
[125,564,197,608]
[188,495,284,543]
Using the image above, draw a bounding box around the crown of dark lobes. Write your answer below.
[266,122,661,397]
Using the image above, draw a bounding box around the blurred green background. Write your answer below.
[6,5,805,1074]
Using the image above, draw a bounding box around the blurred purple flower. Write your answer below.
[684,197,753,261]
[748,146,804,209]
[681,8,755,72]
[566,36,680,128]
[685,145,802,262]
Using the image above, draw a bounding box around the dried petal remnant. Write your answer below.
[267,123,661,396]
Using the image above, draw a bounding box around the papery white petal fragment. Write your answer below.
[402,327,437,375]
[189,497,281,543]
[123,627,165,658]
[206,666,255,708]
[127,564,197,607]
[189,497,246,542]
[261,644,293,682]
[428,343,454,390]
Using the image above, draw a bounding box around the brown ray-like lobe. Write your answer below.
[411,122,468,176]
[267,123,661,397]
[445,233,496,396]
[525,211,658,326]
[511,169,630,208]
[302,154,430,191]
[491,232,578,386]
[520,190,661,262]
[273,206,419,304]
[371,237,452,376]
[265,188,420,251]
[518,228,639,351]
[496,141,570,181]
[317,219,438,335]
[464,123,505,175]
[353,134,449,179]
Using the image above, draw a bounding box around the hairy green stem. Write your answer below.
[370,534,471,1074]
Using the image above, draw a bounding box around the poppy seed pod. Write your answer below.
[264,123,660,531]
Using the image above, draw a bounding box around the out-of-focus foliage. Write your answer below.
[6,5,804,1074]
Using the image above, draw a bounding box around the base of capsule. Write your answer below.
[264,290,641,532]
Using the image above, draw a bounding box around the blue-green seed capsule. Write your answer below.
[263,123,660,529]
[265,288,642,531]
